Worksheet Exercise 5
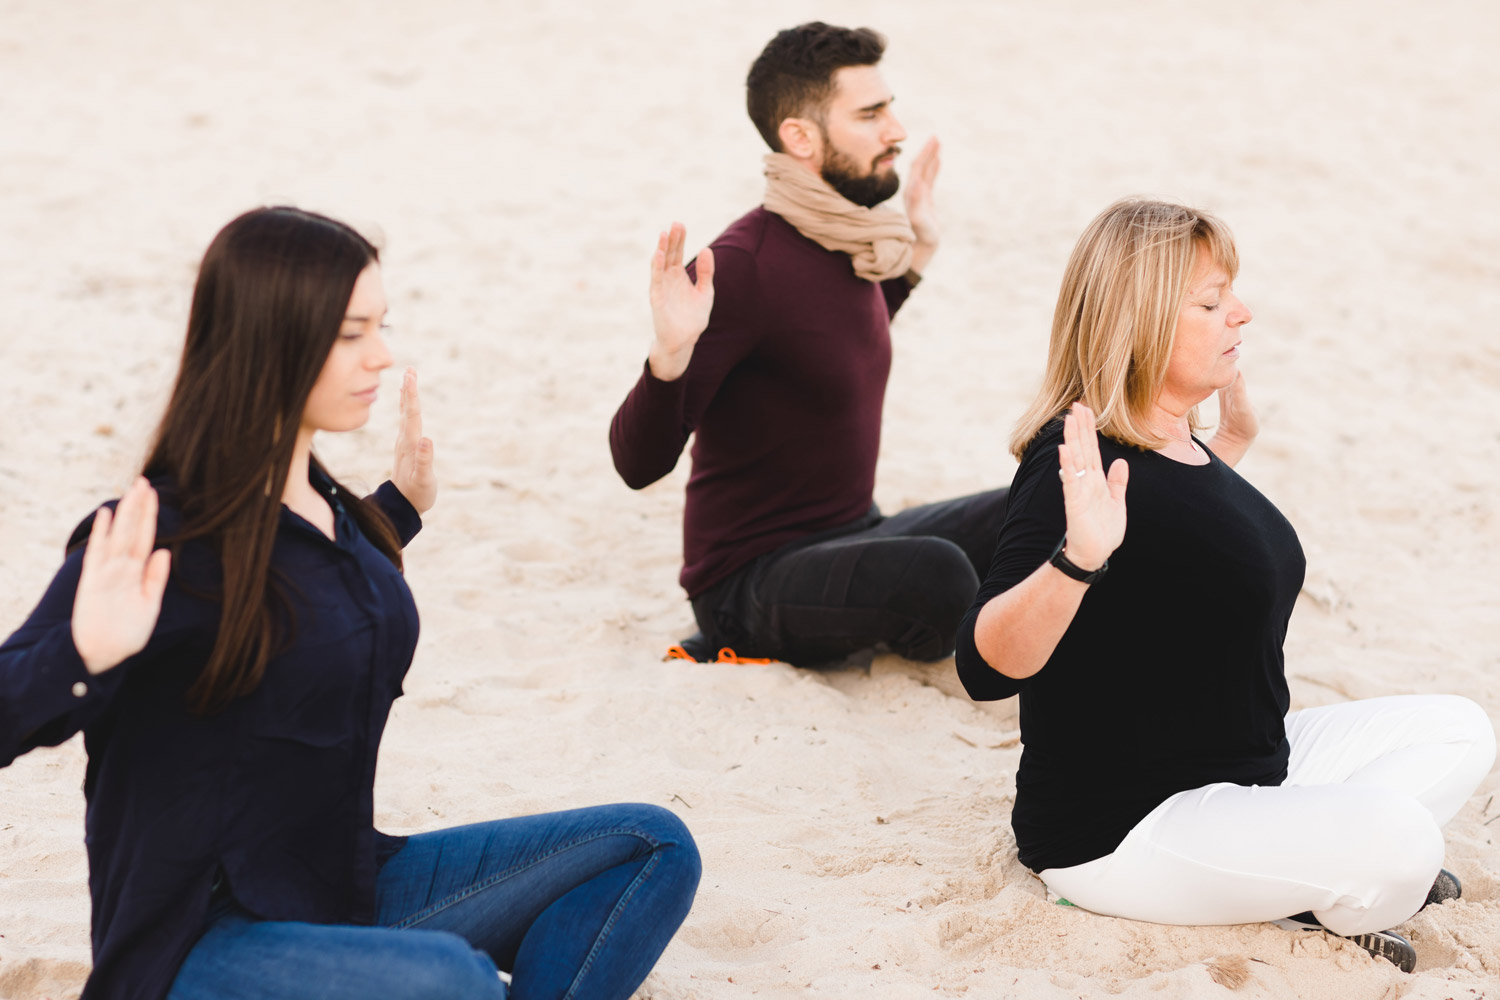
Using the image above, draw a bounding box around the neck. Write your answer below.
[283,427,315,502]
[1149,398,1194,444]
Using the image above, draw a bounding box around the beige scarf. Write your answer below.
[762,152,915,282]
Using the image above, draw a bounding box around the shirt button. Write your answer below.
[72,681,88,698]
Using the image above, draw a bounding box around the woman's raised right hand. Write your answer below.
[71,478,172,675]
[1057,404,1129,571]
[646,222,715,382]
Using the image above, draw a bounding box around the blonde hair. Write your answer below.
[1010,198,1239,459]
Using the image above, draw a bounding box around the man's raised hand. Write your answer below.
[71,478,171,675]
[647,223,715,382]
[904,137,942,273]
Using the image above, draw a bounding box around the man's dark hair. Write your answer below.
[746,22,886,151]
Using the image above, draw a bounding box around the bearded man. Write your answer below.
[610,22,1008,666]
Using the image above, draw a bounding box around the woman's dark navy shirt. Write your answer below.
[954,421,1305,874]
[0,473,421,1000]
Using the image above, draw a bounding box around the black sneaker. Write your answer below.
[1274,918,1417,973]
[1425,868,1461,908]
[1343,930,1417,973]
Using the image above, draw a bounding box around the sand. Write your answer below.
[1,0,1498,997]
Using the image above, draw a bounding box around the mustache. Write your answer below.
[874,146,901,166]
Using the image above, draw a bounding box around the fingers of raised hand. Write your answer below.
[107,479,155,562]
[665,222,686,270]
[694,246,715,293]
[144,548,172,602]
[400,368,422,432]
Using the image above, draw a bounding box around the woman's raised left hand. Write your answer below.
[393,367,436,514]
[1205,371,1259,468]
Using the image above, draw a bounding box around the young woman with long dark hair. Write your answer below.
[0,206,700,1000]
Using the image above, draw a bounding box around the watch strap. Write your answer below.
[1049,535,1108,585]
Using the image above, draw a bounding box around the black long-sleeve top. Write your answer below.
[954,421,1304,873]
[609,207,911,597]
[0,471,421,1000]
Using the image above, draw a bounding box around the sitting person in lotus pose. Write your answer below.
[955,198,1495,972]
[0,207,700,1000]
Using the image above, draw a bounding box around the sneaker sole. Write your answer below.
[1344,931,1417,973]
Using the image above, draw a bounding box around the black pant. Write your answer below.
[689,489,1009,665]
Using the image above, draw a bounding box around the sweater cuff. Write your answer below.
[638,358,690,410]
[371,482,423,547]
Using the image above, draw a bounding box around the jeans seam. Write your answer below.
[388,826,662,930]
[560,846,662,1000]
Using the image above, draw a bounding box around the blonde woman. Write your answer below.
[955,199,1494,971]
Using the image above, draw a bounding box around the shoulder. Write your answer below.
[64,476,186,554]
[712,207,774,256]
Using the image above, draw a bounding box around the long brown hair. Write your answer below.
[1010,198,1239,459]
[145,206,404,714]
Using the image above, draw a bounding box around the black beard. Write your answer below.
[820,148,900,208]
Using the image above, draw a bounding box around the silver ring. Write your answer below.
[1074,469,1088,479]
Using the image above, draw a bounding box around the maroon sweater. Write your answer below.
[610,207,911,597]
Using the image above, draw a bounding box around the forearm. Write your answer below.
[1204,432,1250,468]
[909,240,936,277]
[609,362,692,489]
[971,560,1090,680]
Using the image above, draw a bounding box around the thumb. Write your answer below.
[1106,458,1129,503]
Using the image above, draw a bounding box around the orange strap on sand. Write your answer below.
[662,645,776,665]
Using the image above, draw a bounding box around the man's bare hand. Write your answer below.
[904,137,941,274]
[647,223,715,382]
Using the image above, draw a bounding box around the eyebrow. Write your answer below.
[857,96,894,114]
[342,310,388,323]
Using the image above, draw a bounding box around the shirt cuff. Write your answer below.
[371,481,423,547]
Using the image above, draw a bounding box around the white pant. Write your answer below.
[1039,695,1496,936]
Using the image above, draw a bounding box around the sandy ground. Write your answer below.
[1,0,1498,997]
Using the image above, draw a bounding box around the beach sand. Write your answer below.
[1,1,1497,997]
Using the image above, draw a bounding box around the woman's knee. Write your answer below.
[1353,787,1446,883]
[1440,695,1497,771]
[606,804,702,887]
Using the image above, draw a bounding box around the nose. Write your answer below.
[1228,291,1252,327]
[367,329,394,371]
[884,110,906,146]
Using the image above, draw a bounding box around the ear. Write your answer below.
[776,117,822,165]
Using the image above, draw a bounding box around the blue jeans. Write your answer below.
[167,804,701,1000]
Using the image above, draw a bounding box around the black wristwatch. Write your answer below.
[1049,536,1108,585]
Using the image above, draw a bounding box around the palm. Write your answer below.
[1057,404,1129,569]
[903,137,941,248]
[393,367,436,514]
[1216,372,1259,444]
[650,222,714,355]
[72,479,171,674]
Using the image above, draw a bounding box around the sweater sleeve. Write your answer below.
[608,245,763,489]
[880,274,913,318]
[954,422,1069,701]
